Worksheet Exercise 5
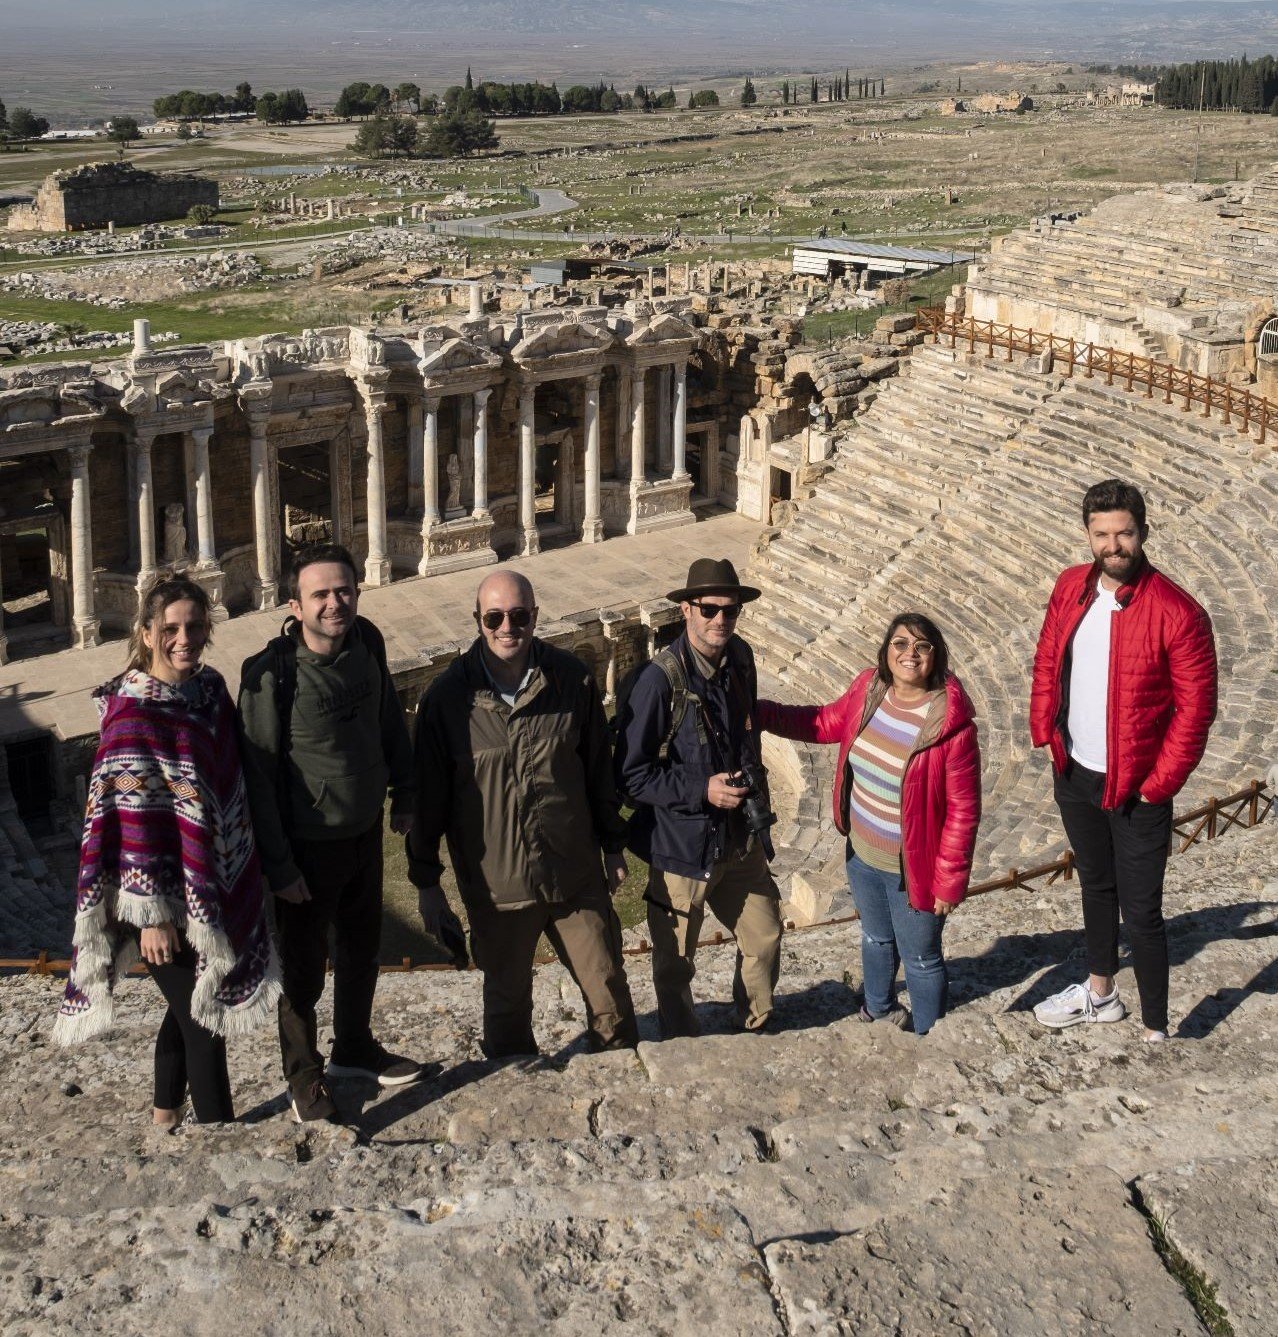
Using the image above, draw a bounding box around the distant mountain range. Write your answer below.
[10,0,1278,61]
[7,0,1278,121]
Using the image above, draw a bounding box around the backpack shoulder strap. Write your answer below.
[268,633,298,825]
[652,646,701,762]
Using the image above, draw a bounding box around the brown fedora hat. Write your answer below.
[666,557,761,604]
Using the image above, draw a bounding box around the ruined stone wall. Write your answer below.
[7,163,218,233]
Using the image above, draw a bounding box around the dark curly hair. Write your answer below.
[876,612,950,691]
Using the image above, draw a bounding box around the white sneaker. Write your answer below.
[1033,982,1126,1029]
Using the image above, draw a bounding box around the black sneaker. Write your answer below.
[290,1078,338,1123]
[327,1043,423,1088]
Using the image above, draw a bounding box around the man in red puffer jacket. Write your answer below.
[1030,479,1216,1043]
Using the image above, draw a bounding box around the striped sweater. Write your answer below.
[846,688,936,872]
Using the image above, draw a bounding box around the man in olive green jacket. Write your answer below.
[409,570,638,1057]
[239,544,420,1123]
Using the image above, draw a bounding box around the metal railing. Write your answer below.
[5,780,1271,976]
[917,307,1275,446]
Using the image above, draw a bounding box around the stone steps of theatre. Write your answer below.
[985,251,1142,306]
[1013,420,1209,513]
[755,543,878,629]
[984,239,1254,306]
[747,599,823,665]
[791,475,938,543]
[964,272,1139,327]
[788,466,941,536]
[1021,409,1215,504]
[764,513,911,585]
[849,416,994,486]
[878,402,1014,464]
[905,344,1063,409]
[754,538,893,616]
[880,376,1033,438]
[1065,378,1261,459]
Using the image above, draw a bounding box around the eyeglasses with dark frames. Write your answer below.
[689,601,742,621]
[478,607,534,630]
[889,637,934,654]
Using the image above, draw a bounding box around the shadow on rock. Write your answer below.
[956,900,1278,1021]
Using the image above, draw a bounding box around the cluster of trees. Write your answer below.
[1086,63,1162,81]
[334,82,430,117]
[1156,56,1278,112]
[778,74,884,105]
[153,83,257,119]
[153,82,308,125]
[0,99,51,145]
[351,108,498,159]
[255,89,309,124]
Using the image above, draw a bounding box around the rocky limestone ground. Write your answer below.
[2,816,1277,1336]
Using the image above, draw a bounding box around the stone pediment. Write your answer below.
[510,319,613,366]
[417,337,502,378]
[0,384,106,430]
[625,312,698,348]
[0,389,62,429]
[153,370,214,409]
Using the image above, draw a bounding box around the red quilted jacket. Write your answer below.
[758,669,982,911]
[1030,559,1217,808]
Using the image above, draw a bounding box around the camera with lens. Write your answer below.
[727,757,778,861]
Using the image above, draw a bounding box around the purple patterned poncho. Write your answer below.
[54,666,279,1043]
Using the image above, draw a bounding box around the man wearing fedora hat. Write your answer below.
[615,557,783,1038]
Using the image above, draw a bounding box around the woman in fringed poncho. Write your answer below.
[53,577,280,1125]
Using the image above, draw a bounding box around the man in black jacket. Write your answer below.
[614,558,783,1038]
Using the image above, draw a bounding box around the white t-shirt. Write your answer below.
[1067,578,1121,772]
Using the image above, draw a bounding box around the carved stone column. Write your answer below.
[518,382,539,557]
[627,367,647,534]
[657,365,673,473]
[472,387,492,518]
[246,407,279,610]
[582,375,603,543]
[360,382,391,587]
[190,427,217,566]
[407,397,425,510]
[422,396,441,527]
[630,367,647,485]
[187,424,227,620]
[672,359,689,481]
[131,427,158,594]
[417,395,441,577]
[68,443,101,649]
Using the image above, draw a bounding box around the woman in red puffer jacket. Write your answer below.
[757,613,981,1034]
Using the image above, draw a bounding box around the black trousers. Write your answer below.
[147,942,234,1122]
[1053,761,1174,1032]
[275,816,384,1092]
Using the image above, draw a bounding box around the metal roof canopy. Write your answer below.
[795,238,971,265]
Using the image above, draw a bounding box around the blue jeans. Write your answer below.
[846,850,948,1035]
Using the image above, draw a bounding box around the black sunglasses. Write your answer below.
[689,601,742,620]
[478,607,534,630]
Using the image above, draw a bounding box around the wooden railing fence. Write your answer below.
[917,308,1274,446]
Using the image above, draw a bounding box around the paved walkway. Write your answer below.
[0,511,761,743]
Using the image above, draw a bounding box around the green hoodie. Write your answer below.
[238,617,415,890]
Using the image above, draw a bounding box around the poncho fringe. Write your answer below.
[54,667,280,1044]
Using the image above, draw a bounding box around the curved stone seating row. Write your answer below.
[746,340,1278,904]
